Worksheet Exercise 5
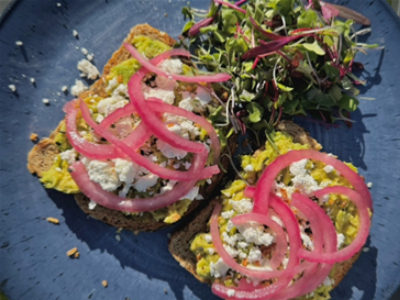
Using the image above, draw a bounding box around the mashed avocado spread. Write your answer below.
[190,131,360,300]
[39,35,222,224]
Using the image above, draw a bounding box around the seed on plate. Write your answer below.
[42,98,50,105]
[102,280,108,288]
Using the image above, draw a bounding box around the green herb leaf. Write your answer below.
[246,102,264,123]
[302,41,326,56]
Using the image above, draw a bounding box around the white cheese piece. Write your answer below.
[179,186,200,201]
[159,59,183,75]
[289,159,308,176]
[208,248,215,255]
[229,199,254,213]
[134,173,159,192]
[62,85,68,92]
[113,158,137,197]
[180,120,200,137]
[323,276,334,287]
[160,180,177,194]
[71,79,88,96]
[221,210,235,220]
[72,30,78,37]
[144,88,175,105]
[226,220,234,232]
[178,96,194,112]
[15,41,23,46]
[248,247,262,263]
[77,59,100,80]
[291,174,320,196]
[224,244,239,258]
[337,233,345,249]
[55,167,62,172]
[87,160,120,192]
[271,215,284,226]
[112,84,129,98]
[282,257,289,268]
[30,78,35,83]
[210,258,230,278]
[238,241,248,249]
[8,84,16,92]
[97,96,128,116]
[42,98,50,105]
[301,233,314,250]
[81,47,88,55]
[204,234,212,243]
[106,77,119,93]
[367,182,373,188]
[323,165,335,173]
[238,223,274,246]
[227,289,235,297]
[222,232,243,246]
[244,164,254,172]
[156,139,187,159]
[95,114,105,123]
[88,200,97,210]
[59,149,76,165]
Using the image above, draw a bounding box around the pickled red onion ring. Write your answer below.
[253,149,372,214]
[244,186,256,198]
[298,186,371,263]
[79,100,219,181]
[124,43,231,83]
[69,151,203,212]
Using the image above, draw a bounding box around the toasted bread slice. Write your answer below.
[168,121,361,293]
[27,24,235,232]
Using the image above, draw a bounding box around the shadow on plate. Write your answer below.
[46,189,219,300]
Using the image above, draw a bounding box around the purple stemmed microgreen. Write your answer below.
[188,17,215,37]
[214,0,246,14]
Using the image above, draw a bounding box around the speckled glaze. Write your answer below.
[0,0,399,299]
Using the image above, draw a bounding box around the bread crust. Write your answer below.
[27,24,235,232]
[168,121,362,295]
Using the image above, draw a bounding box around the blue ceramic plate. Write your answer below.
[0,1,399,299]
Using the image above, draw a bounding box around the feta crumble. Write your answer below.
[87,160,120,192]
[134,173,159,192]
[144,88,175,105]
[81,47,88,55]
[42,98,50,104]
[179,186,200,201]
[229,199,253,213]
[156,139,187,159]
[159,59,183,75]
[60,149,77,165]
[15,41,23,46]
[337,233,345,249]
[8,84,16,92]
[210,258,230,278]
[71,79,88,96]
[72,30,78,37]
[77,59,100,80]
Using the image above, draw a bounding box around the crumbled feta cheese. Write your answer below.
[210,258,230,278]
[208,248,215,255]
[87,160,120,192]
[301,233,314,250]
[72,30,78,37]
[8,84,16,92]
[62,85,68,92]
[323,276,334,287]
[77,59,100,80]
[282,257,289,268]
[367,182,373,188]
[81,47,88,55]
[106,77,119,92]
[291,174,320,196]
[86,54,94,61]
[238,241,248,249]
[289,159,308,176]
[224,244,239,257]
[159,59,183,75]
[180,120,200,137]
[88,200,97,210]
[144,88,175,105]
[96,114,105,123]
[134,173,159,192]
[97,96,128,116]
[204,234,212,243]
[15,41,23,46]
[179,186,200,201]
[222,232,243,246]
[238,223,274,246]
[323,165,335,173]
[70,79,88,96]
[271,215,284,226]
[248,247,262,263]
[239,251,247,259]
[56,2,61,7]
[337,233,345,249]
[114,158,137,197]
[160,180,177,194]
[221,210,235,219]
[244,164,254,172]
[226,220,234,232]
[112,84,128,98]
[59,149,76,165]
[178,96,194,112]
[230,199,254,213]
[227,289,235,297]
[55,167,62,172]
[156,139,187,159]
[30,77,35,83]
[42,98,50,104]
[79,131,87,137]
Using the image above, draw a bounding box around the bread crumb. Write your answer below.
[30,133,39,142]
[133,231,140,236]
[164,13,168,17]
[66,247,78,257]
[164,289,168,294]
[74,251,80,258]
[46,217,59,224]
[16,41,23,46]
[102,280,108,288]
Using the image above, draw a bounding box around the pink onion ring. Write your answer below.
[79,99,219,181]
[298,186,371,263]
[253,150,372,214]
[244,186,256,198]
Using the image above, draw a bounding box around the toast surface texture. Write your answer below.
[168,121,361,295]
[27,24,232,232]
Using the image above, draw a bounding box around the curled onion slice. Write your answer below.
[69,153,202,212]
[243,186,256,198]
[298,186,371,263]
[124,43,231,83]
[253,149,372,214]
[79,100,219,181]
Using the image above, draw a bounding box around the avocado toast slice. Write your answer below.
[168,121,366,299]
[27,24,235,232]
